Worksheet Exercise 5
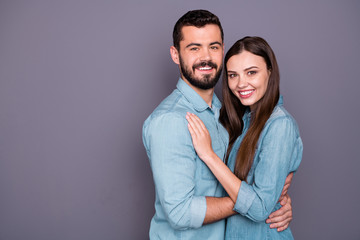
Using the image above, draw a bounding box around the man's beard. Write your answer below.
[179,56,223,90]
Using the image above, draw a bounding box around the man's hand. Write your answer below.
[266,172,294,232]
[278,172,293,202]
[266,194,293,232]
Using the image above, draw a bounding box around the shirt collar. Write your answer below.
[277,95,284,106]
[176,78,221,112]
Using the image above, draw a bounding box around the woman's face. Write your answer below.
[227,50,270,110]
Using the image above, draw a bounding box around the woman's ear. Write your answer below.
[268,68,272,76]
[170,46,180,65]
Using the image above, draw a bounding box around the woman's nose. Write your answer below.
[237,76,248,88]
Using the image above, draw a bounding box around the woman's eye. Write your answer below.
[247,71,257,75]
[228,74,237,79]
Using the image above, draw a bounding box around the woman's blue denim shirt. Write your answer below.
[143,78,229,239]
[225,96,303,240]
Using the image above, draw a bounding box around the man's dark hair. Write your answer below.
[172,9,224,50]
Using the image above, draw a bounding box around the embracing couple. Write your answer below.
[143,9,303,240]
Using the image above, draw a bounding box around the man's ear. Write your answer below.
[170,46,180,65]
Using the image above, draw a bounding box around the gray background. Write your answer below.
[0,0,359,239]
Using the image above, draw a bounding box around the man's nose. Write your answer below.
[199,48,211,61]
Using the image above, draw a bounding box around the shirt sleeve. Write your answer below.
[233,117,302,222]
[143,113,207,229]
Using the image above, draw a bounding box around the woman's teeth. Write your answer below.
[240,90,254,95]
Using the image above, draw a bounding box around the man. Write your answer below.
[142,10,292,239]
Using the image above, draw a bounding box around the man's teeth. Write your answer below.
[199,67,212,70]
[240,90,254,95]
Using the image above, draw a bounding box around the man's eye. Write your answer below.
[211,46,219,50]
[190,47,199,51]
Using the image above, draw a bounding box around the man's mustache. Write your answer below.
[192,61,218,71]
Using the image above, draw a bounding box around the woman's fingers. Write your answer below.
[186,112,214,160]
[186,113,203,135]
[189,113,207,131]
[187,120,196,138]
[187,113,208,135]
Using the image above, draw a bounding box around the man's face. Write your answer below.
[176,24,224,90]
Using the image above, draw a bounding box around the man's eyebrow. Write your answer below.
[185,43,201,48]
[185,41,222,48]
[210,41,222,46]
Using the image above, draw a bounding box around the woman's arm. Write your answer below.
[186,112,299,226]
[186,112,242,202]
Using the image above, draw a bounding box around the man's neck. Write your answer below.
[182,78,214,107]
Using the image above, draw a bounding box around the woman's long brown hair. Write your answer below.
[219,36,280,181]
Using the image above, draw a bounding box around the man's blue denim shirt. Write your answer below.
[143,78,229,239]
[225,96,303,240]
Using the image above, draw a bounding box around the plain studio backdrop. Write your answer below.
[0,1,359,239]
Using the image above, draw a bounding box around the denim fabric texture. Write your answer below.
[225,96,303,240]
[143,78,229,240]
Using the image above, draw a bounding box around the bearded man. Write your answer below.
[142,9,292,240]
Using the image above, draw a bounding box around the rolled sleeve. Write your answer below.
[190,196,207,228]
[233,181,256,215]
[144,113,207,229]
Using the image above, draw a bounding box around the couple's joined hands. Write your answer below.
[186,112,293,231]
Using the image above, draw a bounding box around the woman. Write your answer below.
[186,36,303,239]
